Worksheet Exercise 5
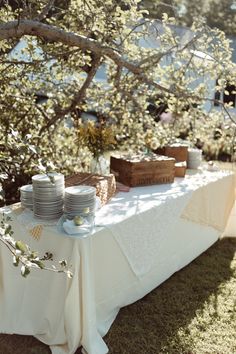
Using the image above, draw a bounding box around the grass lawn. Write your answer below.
[104,237,236,354]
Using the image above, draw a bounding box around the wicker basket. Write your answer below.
[65,172,116,206]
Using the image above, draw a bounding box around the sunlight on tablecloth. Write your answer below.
[95,169,235,277]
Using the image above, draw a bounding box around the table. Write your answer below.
[0,169,235,354]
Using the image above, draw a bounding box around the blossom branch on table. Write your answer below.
[0,214,73,278]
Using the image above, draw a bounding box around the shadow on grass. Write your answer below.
[0,333,84,354]
[0,334,50,354]
[104,238,236,354]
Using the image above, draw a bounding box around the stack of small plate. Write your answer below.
[187,148,202,169]
[20,184,33,210]
[32,173,64,220]
[64,185,96,219]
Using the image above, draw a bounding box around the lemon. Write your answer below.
[73,216,84,226]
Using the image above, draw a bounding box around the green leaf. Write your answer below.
[16,241,28,254]
[31,260,45,269]
[30,251,38,259]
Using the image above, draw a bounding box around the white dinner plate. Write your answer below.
[65,185,96,196]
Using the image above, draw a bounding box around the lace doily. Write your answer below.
[17,209,58,240]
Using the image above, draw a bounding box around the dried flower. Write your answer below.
[77,121,116,158]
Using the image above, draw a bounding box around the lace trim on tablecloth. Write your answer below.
[16,209,58,240]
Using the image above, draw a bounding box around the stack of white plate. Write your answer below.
[20,184,33,210]
[64,185,96,219]
[32,173,64,220]
[187,148,202,169]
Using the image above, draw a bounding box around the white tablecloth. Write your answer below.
[0,169,235,354]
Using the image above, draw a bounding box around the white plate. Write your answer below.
[34,207,63,213]
[64,202,95,208]
[21,203,33,208]
[20,196,33,201]
[65,185,96,196]
[34,185,64,190]
[64,197,95,203]
[32,173,64,182]
[20,184,33,192]
[34,198,63,203]
[34,212,62,218]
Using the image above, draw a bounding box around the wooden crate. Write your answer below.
[175,164,186,177]
[65,172,116,206]
[155,145,188,162]
[110,153,175,187]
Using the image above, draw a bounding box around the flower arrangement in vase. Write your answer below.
[77,120,117,174]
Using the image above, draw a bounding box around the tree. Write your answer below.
[0,0,235,191]
[0,0,236,273]
[141,0,236,36]
[0,0,235,193]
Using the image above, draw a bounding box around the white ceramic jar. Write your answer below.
[187,148,202,169]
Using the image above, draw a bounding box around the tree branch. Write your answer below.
[140,33,200,69]
[0,19,171,93]
[204,97,236,125]
[34,0,55,21]
[1,19,235,129]
[0,218,73,278]
[39,55,102,133]
[0,59,46,65]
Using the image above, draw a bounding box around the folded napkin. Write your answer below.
[63,218,93,235]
